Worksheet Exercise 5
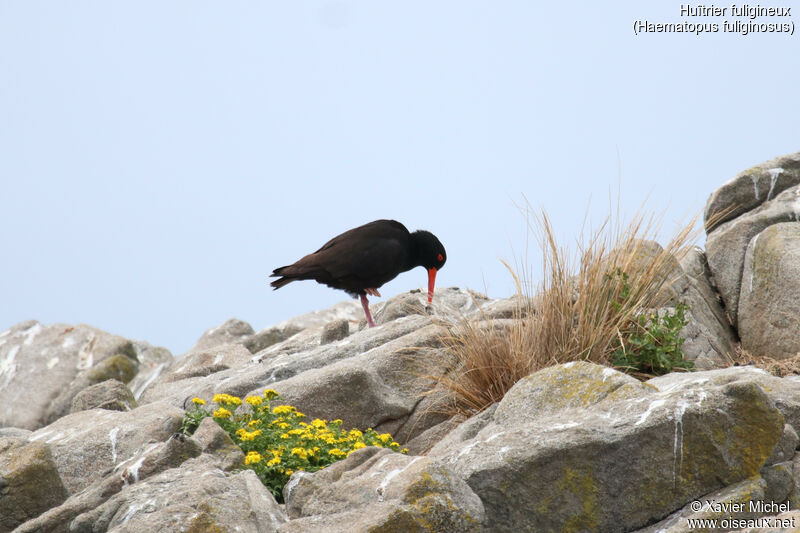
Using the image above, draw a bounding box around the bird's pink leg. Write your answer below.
[364,288,381,297]
[360,293,376,328]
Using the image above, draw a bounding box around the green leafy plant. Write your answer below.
[609,269,693,375]
[181,390,406,502]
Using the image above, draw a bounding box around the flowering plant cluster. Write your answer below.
[181,389,406,501]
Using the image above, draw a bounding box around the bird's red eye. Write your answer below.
[437,253,443,262]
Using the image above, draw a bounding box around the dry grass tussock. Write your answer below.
[433,200,700,417]
[727,347,800,377]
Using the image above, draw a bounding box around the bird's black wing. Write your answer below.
[312,220,406,252]
[318,234,407,286]
[271,219,411,292]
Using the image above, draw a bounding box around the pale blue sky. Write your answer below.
[2,2,798,355]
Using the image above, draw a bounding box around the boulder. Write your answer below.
[70,456,287,533]
[188,318,255,352]
[136,290,470,409]
[648,367,800,437]
[70,379,138,413]
[139,314,436,411]
[634,476,769,532]
[677,247,738,367]
[766,424,799,466]
[0,427,31,439]
[477,294,533,320]
[0,438,68,532]
[704,151,800,233]
[26,401,184,494]
[637,464,794,531]
[13,433,202,533]
[0,321,139,430]
[190,416,245,471]
[270,300,363,332]
[372,286,488,326]
[705,184,800,326]
[430,362,784,532]
[280,446,484,532]
[738,222,800,359]
[127,341,173,401]
[320,318,349,344]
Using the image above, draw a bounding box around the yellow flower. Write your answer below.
[401,448,408,454]
[311,419,327,429]
[352,441,366,450]
[328,448,346,457]
[245,396,263,407]
[264,389,279,401]
[288,429,304,436]
[348,429,363,439]
[280,433,289,439]
[245,451,262,465]
[331,419,343,425]
[238,429,262,441]
[236,428,247,437]
[285,469,294,476]
[213,407,232,419]
[191,397,206,406]
[290,448,308,459]
[267,456,281,466]
[378,433,392,443]
[213,393,242,407]
[272,405,295,415]
[278,422,290,430]
[248,420,262,428]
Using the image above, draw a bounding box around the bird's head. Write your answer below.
[412,230,447,303]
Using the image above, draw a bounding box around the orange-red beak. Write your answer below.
[427,267,437,303]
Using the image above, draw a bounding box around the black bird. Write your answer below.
[270,219,447,327]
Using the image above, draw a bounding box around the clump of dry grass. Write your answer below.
[727,346,800,377]
[435,201,699,417]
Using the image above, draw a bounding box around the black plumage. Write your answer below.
[270,219,447,327]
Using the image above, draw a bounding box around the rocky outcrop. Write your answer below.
[0,321,140,430]
[4,152,800,532]
[676,246,738,367]
[738,222,800,359]
[27,401,184,495]
[702,151,800,358]
[429,362,784,532]
[281,447,484,532]
[704,151,800,233]
[69,379,138,413]
[70,456,286,533]
[705,183,800,330]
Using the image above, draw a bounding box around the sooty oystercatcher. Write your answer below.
[270,219,447,328]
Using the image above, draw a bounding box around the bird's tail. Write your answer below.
[269,277,294,290]
[270,265,299,290]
